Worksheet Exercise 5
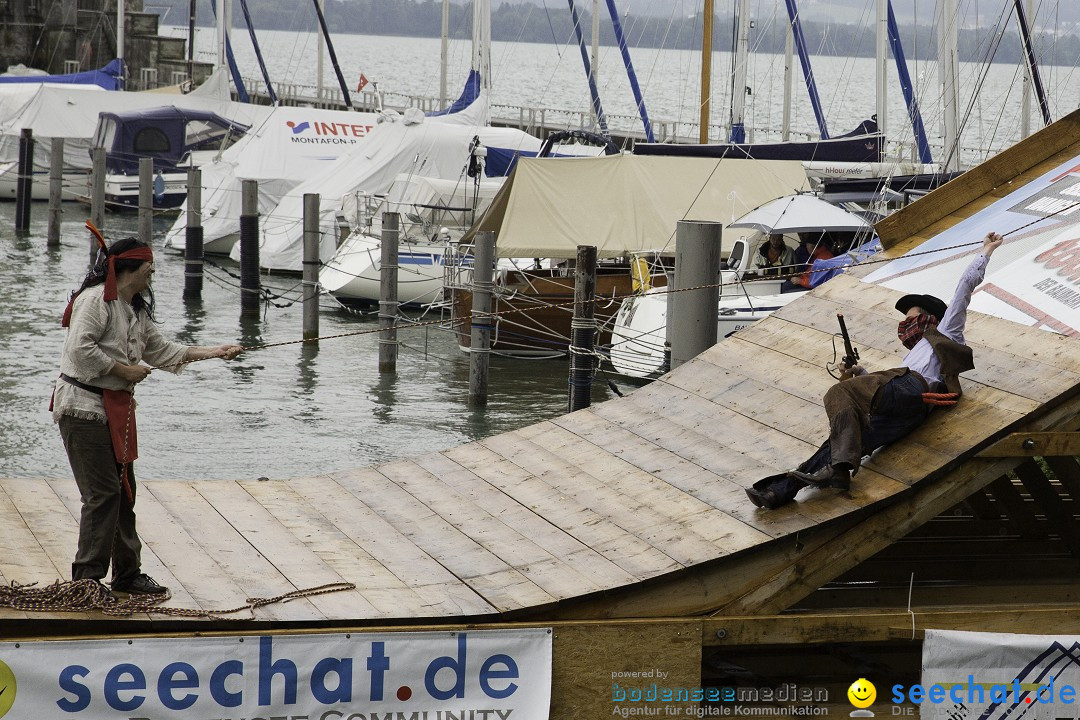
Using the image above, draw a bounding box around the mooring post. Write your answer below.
[302,193,321,343]
[90,147,105,267]
[568,244,598,412]
[670,220,722,369]
[15,128,34,232]
[378,211,400,372]
[239,179,261,319]
[47,137,63,247]
[183,168,203,301]
[138,157,153,244]
[468,230,496,407]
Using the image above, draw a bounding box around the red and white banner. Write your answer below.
[0,628,551,719]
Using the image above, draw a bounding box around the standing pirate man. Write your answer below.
[746,231,1004,510]
[52,229,242,595]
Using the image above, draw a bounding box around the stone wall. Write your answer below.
[0,0,212,87]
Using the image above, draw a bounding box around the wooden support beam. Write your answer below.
[704,603,1080,646]
[1013,460,1080,557]
[986,475,1048,539]
[960,488,1001,520]
[976,432,1080,457]
[1045,456,1080,500]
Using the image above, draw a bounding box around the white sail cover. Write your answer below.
[163,102,385,252]
[236,94,542,272]
[469,153,810,258]
[864,152,1080,336]
[0,69,268,172]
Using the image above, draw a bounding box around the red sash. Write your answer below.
[103,388,137,502]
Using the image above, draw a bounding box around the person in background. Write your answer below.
[749,233,796,277]
[781,234,835,293]
[52,235,243,596]
[746,231,1005,510]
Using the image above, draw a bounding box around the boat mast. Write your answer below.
[187,0,196,82]
[1013,0,1051,131]
[699,0,713,143]
[937,0,960,171]
[441,0,449,108]
[117,0,125,88]
[475,0,491,92]
[729,0,750,143]
[875,0,888,142]
[782,21,793,141]
[1020,0,1031,137]
[317,0,325,102]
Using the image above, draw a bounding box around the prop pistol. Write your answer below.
[837,313,859,370]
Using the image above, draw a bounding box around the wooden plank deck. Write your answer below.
[2,269,1078,626]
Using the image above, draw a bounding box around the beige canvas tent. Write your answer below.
[467,153,809,257]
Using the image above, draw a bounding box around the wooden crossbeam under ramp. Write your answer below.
[2,273,1078,627]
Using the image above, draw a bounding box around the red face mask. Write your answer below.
[898,313,939,349]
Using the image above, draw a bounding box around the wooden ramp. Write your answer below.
[3,271,1078,627]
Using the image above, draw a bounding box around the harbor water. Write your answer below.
[0,204,614,481]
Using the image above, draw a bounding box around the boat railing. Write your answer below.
[242,77,1006,169]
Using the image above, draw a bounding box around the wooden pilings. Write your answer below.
[183,168,203,301]
[468,230,496,406]
[669,220,722,369]
[302,193,321,343]
[239,179,261,319]
[14,128,33,232]
[378,212,400,372]
[568,244,598,412]
[138,157,153,244]
[90,147,105,267]
[47,137,63,248]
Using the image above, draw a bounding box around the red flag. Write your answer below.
[356,73,369,92]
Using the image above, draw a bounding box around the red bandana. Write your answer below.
[898,313,939,350]
[62,246,154,327]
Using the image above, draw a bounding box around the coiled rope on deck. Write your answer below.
[0,579,356,618]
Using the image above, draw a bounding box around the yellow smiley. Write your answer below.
[848,678,876,709]
[0,659,16,717]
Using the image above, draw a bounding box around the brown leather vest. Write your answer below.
[922,326,974,395]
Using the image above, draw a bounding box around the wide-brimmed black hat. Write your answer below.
[895,293,947,319]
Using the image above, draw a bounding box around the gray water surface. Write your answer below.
[0,205,611,480]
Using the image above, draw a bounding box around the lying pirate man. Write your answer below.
[746,231,1004,510]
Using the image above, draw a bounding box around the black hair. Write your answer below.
[71,236,158,321]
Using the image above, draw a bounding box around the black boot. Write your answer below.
[746,487,783,509]
[789,464,852,490]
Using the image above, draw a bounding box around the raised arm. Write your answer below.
[937,232,1003,342]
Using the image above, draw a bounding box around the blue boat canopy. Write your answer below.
[0,59,124,90]
[92,106,250,175]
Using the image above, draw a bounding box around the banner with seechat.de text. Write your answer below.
[0,628,552,719]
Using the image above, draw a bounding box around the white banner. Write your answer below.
[0,628,551,720]
[917,629,1080,720]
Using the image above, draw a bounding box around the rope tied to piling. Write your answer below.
[0,579,356,618]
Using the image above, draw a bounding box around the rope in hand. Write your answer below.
[0,579,356,618]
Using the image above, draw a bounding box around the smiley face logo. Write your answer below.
[847,678,876,709]
[0,659,16,717]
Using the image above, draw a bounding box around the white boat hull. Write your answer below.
[320,232,456,308]
[608,288,801,379]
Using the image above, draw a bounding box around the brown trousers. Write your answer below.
[59,415,142,583]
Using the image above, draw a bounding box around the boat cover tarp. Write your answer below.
[163,102,385,252]
[0,59,124,89]
[0,70,268,173]
[467,153,809,258]
[233,94,544,271]
[97,106,251,174]
[633,119,882,163]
